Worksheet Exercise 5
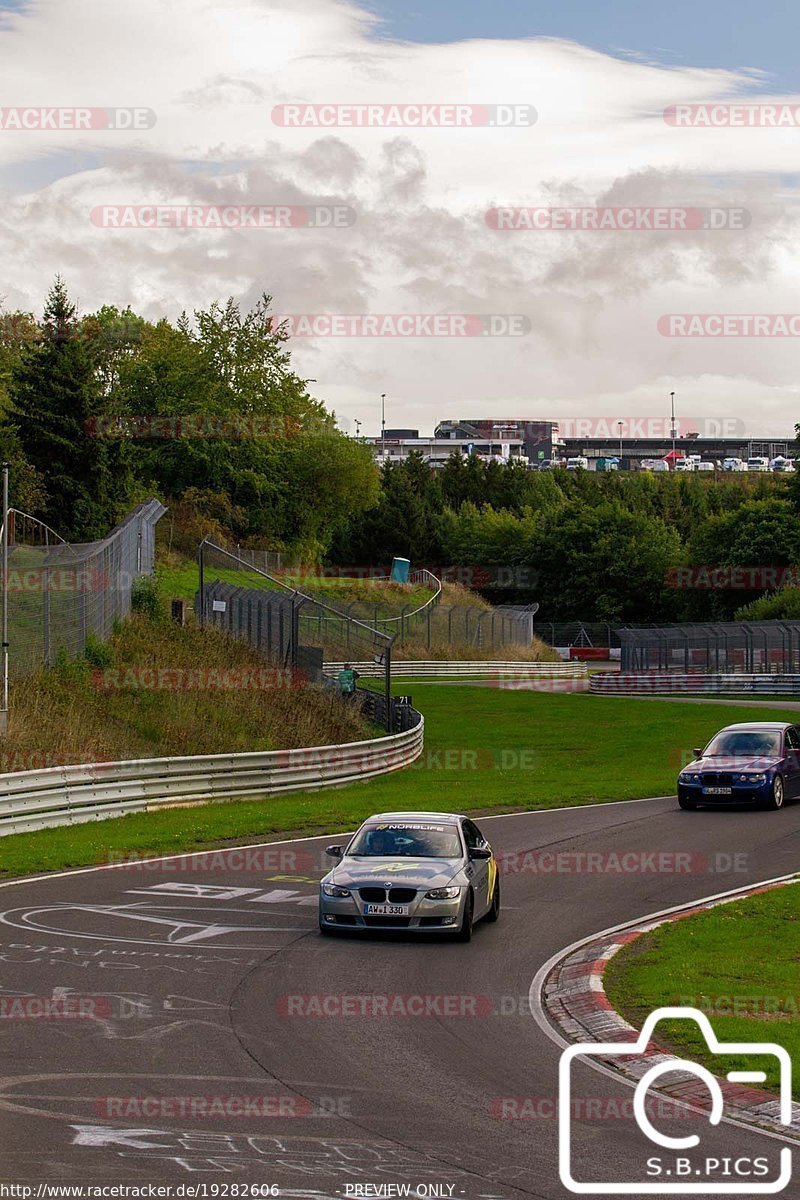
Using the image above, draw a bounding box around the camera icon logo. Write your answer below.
[559,1006,793,1194]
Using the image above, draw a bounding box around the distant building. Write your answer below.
[364,417,795,470]
[435,418,561,463]
[560,435,794,467]
[368,433,528,467]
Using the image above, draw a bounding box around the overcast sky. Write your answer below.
[0,0,798,437]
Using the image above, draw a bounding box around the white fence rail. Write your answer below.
[591,673,800,696]
[0,715,424,838]
[327,660,586,679]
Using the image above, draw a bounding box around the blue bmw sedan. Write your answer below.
[677,722,800,811]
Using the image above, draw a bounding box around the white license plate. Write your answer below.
[364,903,408,916]
[702,786,732,795]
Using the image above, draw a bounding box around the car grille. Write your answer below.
[362,916,410,928]
[358,887,418,904]
[701,773,733,786]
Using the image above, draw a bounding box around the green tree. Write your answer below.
[684,497,800,618]
[530,501,682,621]
[6,279,133,539]
[112,295,377,557]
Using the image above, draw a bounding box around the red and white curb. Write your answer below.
[542,877,800,1140]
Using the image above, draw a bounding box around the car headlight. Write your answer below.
[322,883,351,898]
[738,773,767,784]
[425,886,461,900]
[679,772,701,783]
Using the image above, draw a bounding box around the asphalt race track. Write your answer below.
[1,795,799,1198]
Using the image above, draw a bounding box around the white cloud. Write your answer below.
[0,0,798,436]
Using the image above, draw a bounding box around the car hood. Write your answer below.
[331,857,461,889]
[690,755,780,771]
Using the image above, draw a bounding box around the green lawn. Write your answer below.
[605,882,800,1093]
[2,688,797,879]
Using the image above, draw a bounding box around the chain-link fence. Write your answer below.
[532,622,622,650]
[197,539,398,728]
[382,603,534,651]
[3,499,166,676]
[297,571,534,652]
[619,621,800,673]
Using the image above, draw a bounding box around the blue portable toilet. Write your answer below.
[391,557,411,583]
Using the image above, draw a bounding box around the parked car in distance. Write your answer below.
[747,456,771,472]
[566,456,589,470]
[674,458,694,472]
[771,456,796,472]
[722,457,747,471]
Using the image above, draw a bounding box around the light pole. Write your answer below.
[670,391,676,459]
[354,418,361,440]
[381,393,386,463]
[617,420,623,464]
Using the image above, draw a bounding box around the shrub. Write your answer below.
[131,575,164,622]
[83,632,113,668]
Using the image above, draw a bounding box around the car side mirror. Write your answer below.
[325,845,344,859]
[470,846,492,860]
[693,749,703,758]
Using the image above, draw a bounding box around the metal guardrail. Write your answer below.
[0,711,424,837]
[590,673,800,696]
[327,660,586,678]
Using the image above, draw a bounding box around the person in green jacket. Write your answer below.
[338,663,359,695]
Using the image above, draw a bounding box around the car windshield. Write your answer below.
[704,731,782,757]
[348,823,462,858]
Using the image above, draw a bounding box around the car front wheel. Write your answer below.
[763,775,785,810]
[456,892,474,942]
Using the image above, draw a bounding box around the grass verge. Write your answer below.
[2,690,797,879]
[605,882,800,1094]
[3,611,371,770]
